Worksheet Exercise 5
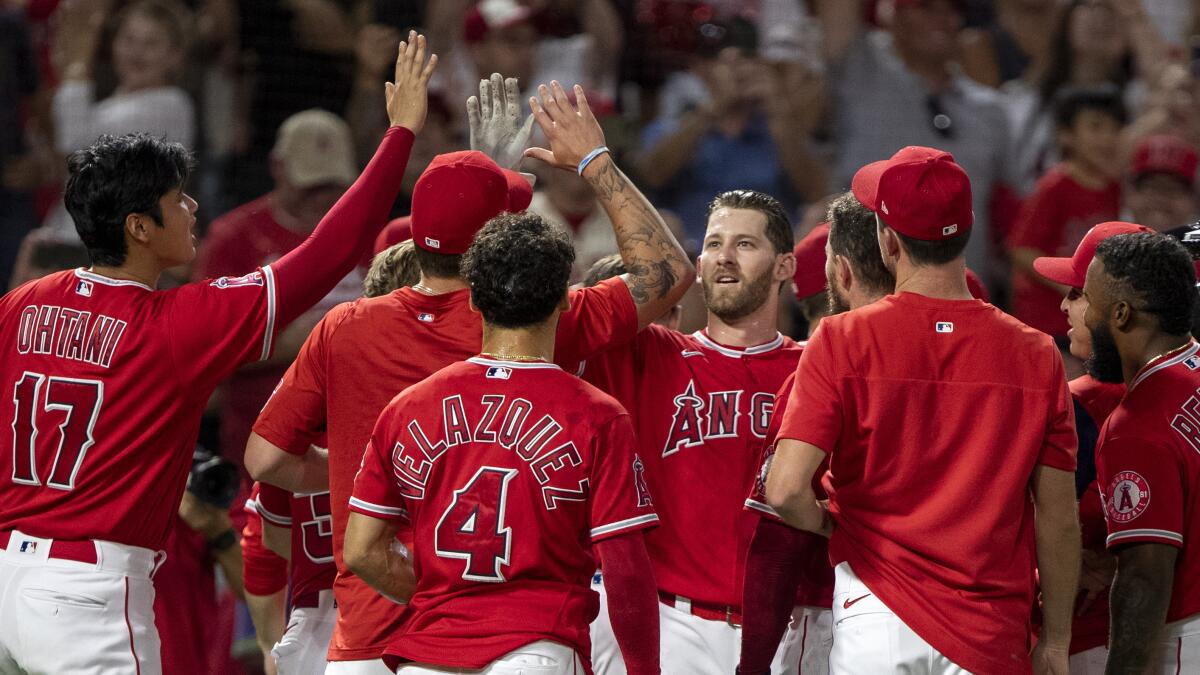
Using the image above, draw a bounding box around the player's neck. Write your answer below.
[892,258,972,301]
[413,273,468,295]
[480,320,558,363]
[1124,332,1194,385]
[89,257,163,289]
[704,302,780,348]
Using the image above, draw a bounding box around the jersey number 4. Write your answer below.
[434,467,517,583]
[11,372,104,491]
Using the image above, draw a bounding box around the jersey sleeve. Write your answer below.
[252,306,346,455]
[745,376,796,522]
[554,277,638,369]
[1038,358,1078,472]
[167,266,278,391]
[348,409,409,521]
[1098,436,1185,549]
[241,498,289,596]
[255,482,294,528]
[777,322,842,451]
[588,414,659,542]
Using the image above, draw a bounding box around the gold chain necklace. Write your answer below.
[479,351,547,362]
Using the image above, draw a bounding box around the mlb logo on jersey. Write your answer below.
[418,313,434,323]
[75,279,93,297]
[18,541,36,554]
[211,271,264,289]
[935,321,954,333]
[1186,355,1200,371]
[486,366,512,380]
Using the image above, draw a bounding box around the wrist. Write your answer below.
[578,146,612,178]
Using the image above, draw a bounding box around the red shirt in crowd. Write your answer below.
[778,293,1077,675]
[1098,341,1200,624]
[252,279,637,661]
[1009,166,1120,337]
[582,326,802,611]
[350,356,657,670]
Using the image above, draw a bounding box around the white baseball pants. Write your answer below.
[274,589,337,675]
[393,640,584,674]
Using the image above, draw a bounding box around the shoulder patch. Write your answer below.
[1106,471,1151,523]
[210,271,264,289]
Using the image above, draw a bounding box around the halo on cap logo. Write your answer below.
[1106,471,1150,523]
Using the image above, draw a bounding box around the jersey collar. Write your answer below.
[690,330,785,359]
[467,355,562,370]
[1130,340,1199,391]
[75,268,153,292]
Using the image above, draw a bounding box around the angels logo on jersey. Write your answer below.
[632,455,652,507]
[753,450,774,501]
[662,381,773,456]
[210,271,264,289]
[1106,471,1151,523]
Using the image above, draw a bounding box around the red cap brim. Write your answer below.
[850,159,889,214]
[1032,256,1082,289]
[503,169,533,212]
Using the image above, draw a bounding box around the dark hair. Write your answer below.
[877,214,971,266]
[461,212,575,328]
[1095,232,1196,335]
[796,292,828,324]
[1037,0,1132,106]
[826,192,895,295]
[1052,84,1127,130]
[64,133,192,267]
[412,247,464,280]
[582,253,626,288]
[707,190,794,255]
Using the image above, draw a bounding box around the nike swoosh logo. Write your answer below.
[842,594,871,609]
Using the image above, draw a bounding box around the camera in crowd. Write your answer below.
[186,445,241,510]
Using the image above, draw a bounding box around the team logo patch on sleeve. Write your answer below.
[1106,471,1151,523]
[211,271,264,289]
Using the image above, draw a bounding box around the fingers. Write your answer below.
[523,147,555,164]
[573,84,595,123]
[537,83,566,121]
[466,95,481,134]
[411,34,428,80]
[505,78,521,121]
[393,30,415,84]
[489,73,504,121]
[420,53,438,83]
[550,80,573,114]
[479,79,492,120]
[529,95,554,132]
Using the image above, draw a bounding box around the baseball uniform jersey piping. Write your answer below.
[466,357,562,370]
[690,331,785,358]
[74,268,153,292]
[254,496,293,526]
[1106,529,1185,546]
[347,497,407,517]
[591,513,660,539]
[259,265,278,361]
[1131,341,1198,391]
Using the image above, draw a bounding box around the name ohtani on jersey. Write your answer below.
[662,381,774,455]
[14,305,128,368]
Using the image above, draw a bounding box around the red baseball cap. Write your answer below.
[373,216,412,256]
[1130,135,1199,186]
[1033,221,1155,289]
[792,223,830,300]
[851,146,973,242]
[410,151,533,255]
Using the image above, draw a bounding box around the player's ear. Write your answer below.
[775,251,796,282]
[835,254,854,292]
[125,213,152,246]
[1112,299,1134,332]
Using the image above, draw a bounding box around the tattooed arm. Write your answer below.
[1106,543,1177,675]
[526,81,694,329]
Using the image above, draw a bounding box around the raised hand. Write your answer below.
[467,73,534,170]
[385,31,439,133]
[524,81,606,173]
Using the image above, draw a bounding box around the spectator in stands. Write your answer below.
[0,10,45,289]
[829,0,1010,287]
[959,0,1058,88]
[528,165,615,280]
[194,109,362,471]
[637,16,827,242]
[1009,85,1125,338]
[1125,134,1200,235]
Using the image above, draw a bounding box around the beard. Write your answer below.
[827,284,851,315]
[1085,322,1125,383]
[702,265,775,322]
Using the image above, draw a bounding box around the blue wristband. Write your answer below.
[577,146,611,176]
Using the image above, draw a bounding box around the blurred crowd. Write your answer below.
[5,0,1200,670]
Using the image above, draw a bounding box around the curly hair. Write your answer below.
[826,192,894,296]
[461,212,575,328]
[1095,232,1197,335]
[65,133,193,267]
[364,240,420,298]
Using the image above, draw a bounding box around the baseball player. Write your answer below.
[243,485,290,675]
[766,146,1081,675]
[582,187,803,675]
[256,483,337,675]
[0,35,435,674]
[738,192,895,675]
[1032,221,1154,674]
[1082,233,1200,673]
[245,80,692,674]
[345,212,660,674]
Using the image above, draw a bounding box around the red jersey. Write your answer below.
[252,278,636,660]
[0,267,278,550]
[1067,374,1125,653]
[1098,341,1200,623]
[196,195,363,468]
[778,293,1077,675]
[256,481,336,605]
[1009,166,1120,336]
[242,487,289,597]
[744,371,834,610]
[349,357,657,669]
[582,326,802,609]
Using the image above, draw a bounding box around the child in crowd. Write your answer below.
[1125,134,1199,235]
[1009,85,1125,338]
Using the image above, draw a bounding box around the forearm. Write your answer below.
[245,589,287,667]
[597,534,660,675]
[634,112,711,189]
[1035,512,1081,647]
[738,519,808,674]
[214,542,246,601]
[582,154,693,316]
[1106,552,1176,674]
[351,543,416,604]
[247,440,329,494]
[272,126,415,325]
